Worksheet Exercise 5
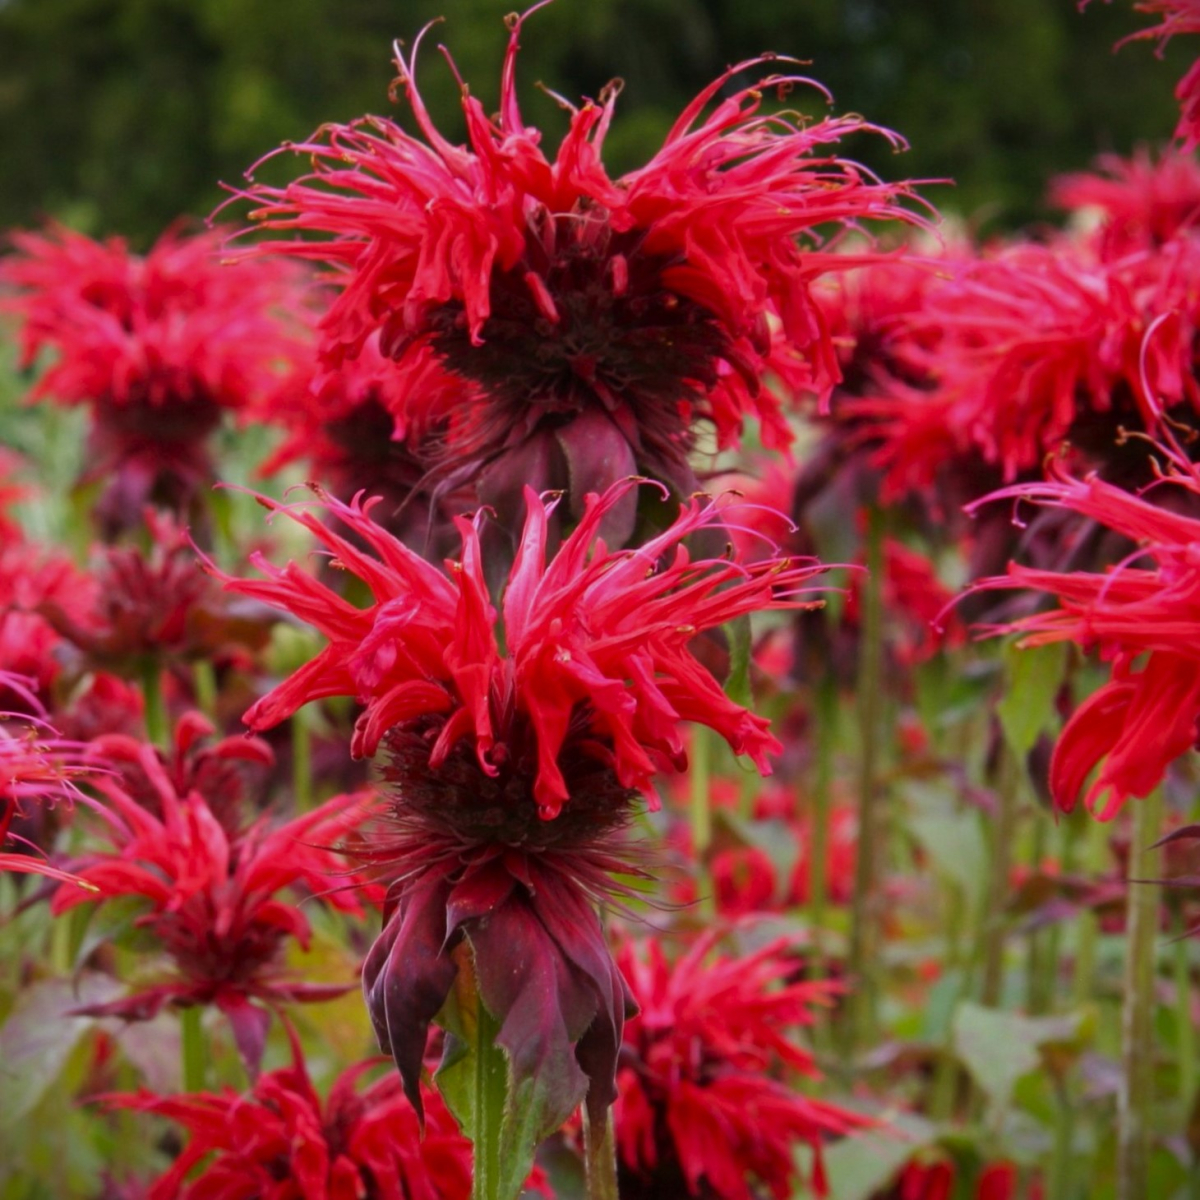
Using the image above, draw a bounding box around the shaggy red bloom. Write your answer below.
[1051,147,1200,256]
[211,478,828,1140]
[971,444,1200,818]
[1,224,307,533]
[233,7,924,529]
[887,1159,1042,1200]
[1122,0,1200,149]
[38,508,270,677]
[1,676,92,886]
[103,1045,472,1200]
[52,716,368,1070]
[860,233,1200,497]
[614,932,870,1200]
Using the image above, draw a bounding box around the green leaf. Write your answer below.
[723,613,752,708]
[0,974,122,1131]
[822,1112,938,1200]
[952,1003,1092,1112]
[996,641,1067,759]
[903,781,988,905]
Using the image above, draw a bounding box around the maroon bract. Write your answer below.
[1,224,308,534]
[233,7,924,532]
[211,479,829,1134]
[614,932,870,1200]
[51,725,368,1070]
[102,1044,472,1200]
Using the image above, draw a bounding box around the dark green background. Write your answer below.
[0,0,1190,242]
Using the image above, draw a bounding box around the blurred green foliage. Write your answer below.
[0,0,1193,242]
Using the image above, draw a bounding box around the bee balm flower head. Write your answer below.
[233,6,926,540]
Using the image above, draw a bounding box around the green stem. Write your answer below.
[583,1104,620,1200]
[1050,1076,1076,1200]
[292,709,313,813]
[180,1005,206,1093]
[193,658,218,719]
[141,659,168,748]
[1175,913,1197,1124]
[807,676,837,975]
[980,743,1019,1008]
[1073,813,1108,1005]
[472,1000,506,1200]
[846,506,886,1057]
[690,726,713,917]
[1116,789,1163,1200]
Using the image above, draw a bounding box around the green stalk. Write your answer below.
[141,658,168,748]
[1116,789,1163,1200]
[846,506,886,1056]
[1174,913,1197,1126]
[807,675,837,974]
[193,658,218,719]
[690,726,713,917]
[1050,1076,1077,1200]
[1073,813,1108,1005]
[472,1000,507,1200]
[292,709,313,813]
[981,743,1019,1007]
[582,1105,620,1200]
[180,1005,206,1092]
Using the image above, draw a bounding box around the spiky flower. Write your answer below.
[103,1039,473,1200]
[614,932,870,1200]
[1,224,307,534]
[211,478,828,1137]
[970,435,1200,819]
[233,7,924,536]
[52,716,368,1071]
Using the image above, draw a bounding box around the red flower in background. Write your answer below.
[971,438,1200,818]
[1,673,93,886]
[614,932,869,1200]
[1122,0,1200,149]
[1051,147,1200,255]
[52,715,368,1070]
[212,478,828,1139]
[103,1041,473,1200]
[1,225,307,534]
[233,6,925,536]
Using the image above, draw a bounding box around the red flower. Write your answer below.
[970,446,1200,818]
[1051,147,1200,256]
[0,675,93,886]
[52,715,368,1070]
[103,1042,472,1200]
[1,224,307,533]
[211,478,828,1137]
[38,508,270,676]
[1121,0,1200,149]
[614,932,870,1200]
[233,8,924,527]
[860,233,1200,497]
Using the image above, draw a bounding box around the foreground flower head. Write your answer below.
[103,1041,473,1200]
[970,440,1200,818]
[211,478,828,1140]
[233,6,925,528]
[1,224,307,532]
[615,932,869,1200]
[52,717,368,1070]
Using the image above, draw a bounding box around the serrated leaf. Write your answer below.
[997,641,1067,759]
